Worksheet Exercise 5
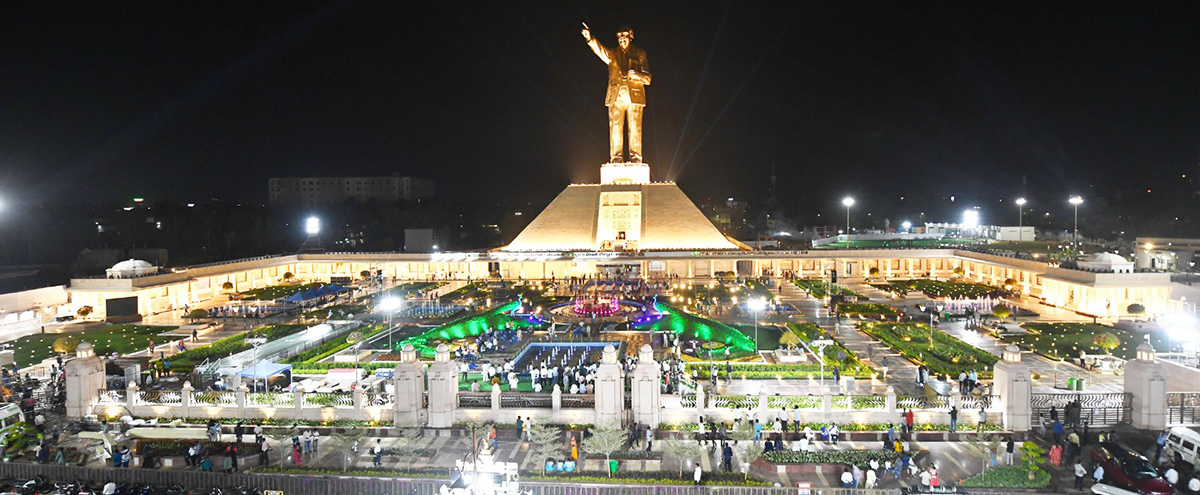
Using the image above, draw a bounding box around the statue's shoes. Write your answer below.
[630,155,643,163]
[610,156,625,163]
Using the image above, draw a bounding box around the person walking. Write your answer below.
[977,407,988,433]
[905,408,915,433]
[372,439,382,467]
[1005,438,1015,465]
[693,462,703,485]
[722,442,733,472]
[644,425,653,452]
[949,406,958,433]
[1156,430,1168,462]
[1094,464,1105,485]
[1074,460,1087,490]
[791,406,800,432]
[259,438,269,466]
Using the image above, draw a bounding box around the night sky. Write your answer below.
[2,1,1199,226]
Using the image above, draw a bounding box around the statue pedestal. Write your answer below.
[631,345,661,427]
[600,162,651,185]
[594,345,625,427]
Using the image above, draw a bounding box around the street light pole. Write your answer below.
[842,197,855,237]
[1015,198,1026,242]
[1069,196,1083,248]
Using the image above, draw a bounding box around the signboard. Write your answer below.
[796,482,812,495]
[375,369,395,378]
[265,491,284,495]
[330,276,352,284]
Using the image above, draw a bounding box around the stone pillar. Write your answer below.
[1125,343,1167,430]
[595,345,624,427]
[758,389,768,412]
[992,345,1032,432]
[353,387,364,420]
[491,385,502,411]
[293,384,305,419]
[126,383,139,411]
[394,344,425,426]
[65,342,104,419]
[696,384,707,412]
[821,389,832,415]
[552,385,562,412]
[427,344,459,428]
[181,381,194,419]
[885,385,897,414]
[237,384,248,416]
[631,344,662,427]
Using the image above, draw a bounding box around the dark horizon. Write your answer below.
[2,1,1199,232]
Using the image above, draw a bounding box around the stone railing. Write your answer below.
[95,385,394,423]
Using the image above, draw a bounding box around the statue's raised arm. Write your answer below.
[582,22,611,64]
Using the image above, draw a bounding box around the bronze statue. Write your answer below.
[582,23,651,163]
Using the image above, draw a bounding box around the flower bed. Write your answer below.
[861,322,996,378]
[764,450,913,465]
[959,465,1051,488]
[1006,322,1168,361]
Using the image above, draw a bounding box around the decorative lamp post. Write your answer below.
[1136,342,1155,362]
[1015,198,1027,242]
[749,298,767,354]
[842,197,855,236]
[1068,196,1083,248]
[380,297,401,352]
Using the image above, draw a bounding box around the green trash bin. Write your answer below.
[1066,377,1076,390]
[609,459,619,474]
[1076,378,1085,391]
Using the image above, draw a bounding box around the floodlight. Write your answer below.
[1069,196,1083,206]
[748,298,767,312]
[901,221,912,230]
[1015,198,1026,206]
[842,197,855,207]
[379,298,401,311]
[305,217,320,235]
[962,210,980,229]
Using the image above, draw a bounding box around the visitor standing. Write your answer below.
[1005,438,1015,465]
[1074,460,1087,490]
[949,406,958,433]
[693,462,702,485]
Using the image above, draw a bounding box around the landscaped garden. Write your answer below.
[1003,322,1169,361]
[871,279,1001,299]
[861,322,997,378]
[791,279,865,299]
[365,281,443,301]
[157,323,306,371]
[238,282,323,301]
[813,238,978,249]
[396,301,543,359]
[835,302,897,318]
[10,324,176,368]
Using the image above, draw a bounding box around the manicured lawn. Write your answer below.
[159,323,306,371]
[1004,322,1169,361]
[836,303,897,318]
[791,279,864,299]
[397,301,542,358]
[438,282,486,302]
[861,322,997,378]
[10,324,176,368]
[960,465,1050,488]
[240,283,322,301]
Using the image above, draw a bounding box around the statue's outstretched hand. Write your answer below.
[581,23,591,42]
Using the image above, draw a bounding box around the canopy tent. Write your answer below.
[281,283,347,302]
[239,360,292,379]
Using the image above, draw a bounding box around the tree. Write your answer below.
[1127,303,1146,319]
[661,438,700,479]
[390,427,424,470]
[736,441,764,480]
[76,305,93,319]
[221,281,234,293]
[964,433,1002,474]
[868,267,881,279]
[778,330,802,352]
[360,270,371,279]
[52,336,79,354]
[1093,333,1120,355]
[283,271,295,282]
[266,426,299,468]
[582,423,628,477]
[327,426,366,471]
[991,304,1011,322]
[527,423,566,475]
[1003,278,1017,289]
[186,309,208,322]
[953,267,965,277]
[1019,441,1047,481]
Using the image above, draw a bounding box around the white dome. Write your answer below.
[106,259,157,278]
[111,259,152,271]
[1077,253,1134,273]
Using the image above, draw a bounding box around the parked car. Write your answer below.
[1091,442,1175,495]
[1163,427,1200,468]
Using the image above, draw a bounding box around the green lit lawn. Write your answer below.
[862,322,997,378]
[11,324,176,368]
[791,279,865,299]
[398,302,540,358]
[633,304,757,358]
[871,279,999,299]
[1004,323,1169,361]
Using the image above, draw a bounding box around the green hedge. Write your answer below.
[861,322,996,378]
[633,304,756,356]
[791,280,864,299]
[836,303,897,317]
[960,465,1051,488]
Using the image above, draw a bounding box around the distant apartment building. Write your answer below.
[269,176,435,205]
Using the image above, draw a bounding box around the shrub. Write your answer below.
[861,322,996,378]
[960,465,1050,488]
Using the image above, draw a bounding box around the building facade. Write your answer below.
[268,176,435,205]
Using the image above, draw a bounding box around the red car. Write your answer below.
[1091,442,1176,495]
